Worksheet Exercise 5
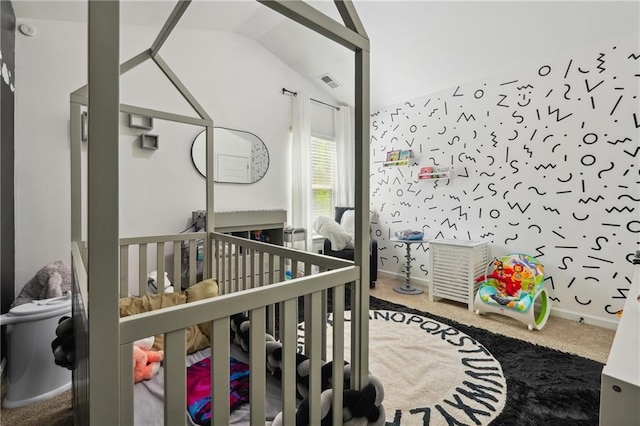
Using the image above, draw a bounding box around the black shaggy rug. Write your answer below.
[366,296,603,426]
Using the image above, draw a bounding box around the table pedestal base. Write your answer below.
[393,285,424,295]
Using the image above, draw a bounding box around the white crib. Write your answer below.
[69,1,373,424]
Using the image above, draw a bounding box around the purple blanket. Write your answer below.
[186,356,250,425]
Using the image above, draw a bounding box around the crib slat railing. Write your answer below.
[119,342,134,426]
[172,241,181,290]
[120,246,129,297]
[156,242,165,294]
[207,231,354,354]
[258,251,265,288]
[138,244,148,296]
[209,232,350,282]
[217,240,226,293]
[267,255,277,335]
[164,328,187,426]
[119,265,357,426]
[332,284,346,425]
[234,247,242,290]
[119,269,357,350]
[307,290,323,425]
[280,298,298,424]
[118,233,208,297]
[279,256,286,282]
[212,317,230,426]
[250,306,267,424]
[188,239,197,286]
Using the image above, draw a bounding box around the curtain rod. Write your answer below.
[282,88,340,111]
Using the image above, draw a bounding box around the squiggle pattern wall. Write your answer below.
[370,37,639,322]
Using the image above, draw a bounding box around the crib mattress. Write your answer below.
[133,345,283,425]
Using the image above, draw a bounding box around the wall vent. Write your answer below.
[319,73,340,89]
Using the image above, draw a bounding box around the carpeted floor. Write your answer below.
[0,274,614,425]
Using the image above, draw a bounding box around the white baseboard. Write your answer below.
[378,270,429,288]
[378,269,619,330]
[549,307,619,330]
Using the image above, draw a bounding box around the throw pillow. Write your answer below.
[119,278,219,354]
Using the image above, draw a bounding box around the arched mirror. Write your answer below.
[191,127,269,183]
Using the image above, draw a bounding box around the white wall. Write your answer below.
[370,32,640,328]
[13,19,336,289]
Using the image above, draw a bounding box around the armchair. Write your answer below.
[322,207,378,288]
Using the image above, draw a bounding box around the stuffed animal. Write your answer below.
[270,362,385,426]
[231,312,385,425]
[133,337,164,383]
[51,315,75,370]
[147,270,175,294]
[12,261,72,308]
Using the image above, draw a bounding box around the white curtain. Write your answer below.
[335,105,355,207]
[290,91,313,250]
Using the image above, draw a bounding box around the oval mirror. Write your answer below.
[191,127,269,183]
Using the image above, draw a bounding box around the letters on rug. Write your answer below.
[366,297,603,426]
[299,309,508,425]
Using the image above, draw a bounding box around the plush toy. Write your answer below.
[12,261,72,308]
[270,362,385,426]
[231,312,385,425]
[51,315,75,370]
[133,337,164,383]
[147,270,175,294]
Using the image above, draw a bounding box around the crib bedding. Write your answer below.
[186,356,250,425]
[134,345,284,425]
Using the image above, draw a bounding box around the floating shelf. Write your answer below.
[129,113,154,130]
[377,149,414,167]
[377,159,412,167]
[139,134,159,150]
[418,166,452,181]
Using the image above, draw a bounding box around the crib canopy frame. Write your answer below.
[71,1,370,424]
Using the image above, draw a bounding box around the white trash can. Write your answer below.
[1,295,72,408]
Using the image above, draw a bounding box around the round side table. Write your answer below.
[390,237,429,295]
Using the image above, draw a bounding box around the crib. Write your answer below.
[69,1,372,425]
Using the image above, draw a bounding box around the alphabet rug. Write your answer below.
[299,296,603,426]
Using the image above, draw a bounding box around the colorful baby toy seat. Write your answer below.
[474,253,551,330]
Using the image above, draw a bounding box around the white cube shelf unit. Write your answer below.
[428,239,489,312]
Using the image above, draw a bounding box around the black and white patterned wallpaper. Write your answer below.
[370,37,639,322]
[250,135,270,182]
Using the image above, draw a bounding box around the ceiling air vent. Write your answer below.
[319,73,340,89]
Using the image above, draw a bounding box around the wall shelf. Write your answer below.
[418,166,452,181]
[129,113,154,130]
[376,149,415,167]
[377,159,412,167]
[139,134,159,150]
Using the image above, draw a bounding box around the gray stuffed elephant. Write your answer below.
[11,261,72,309]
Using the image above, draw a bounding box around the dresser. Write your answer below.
[214,209,287,245]
[182,209,287,286]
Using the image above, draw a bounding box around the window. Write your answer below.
[311,136,336,220]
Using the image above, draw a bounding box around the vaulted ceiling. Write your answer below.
[11,1,640,111]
